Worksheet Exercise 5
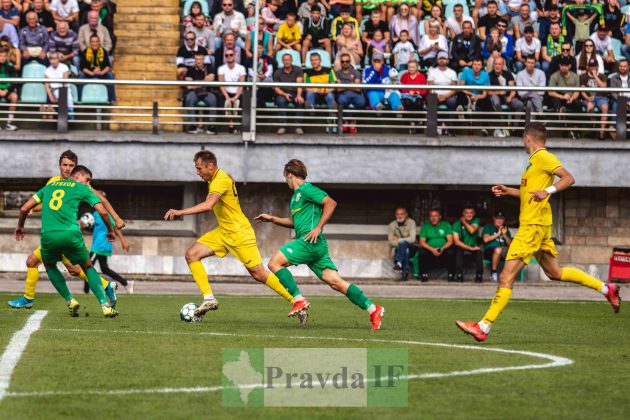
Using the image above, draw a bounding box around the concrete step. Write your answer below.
[117,0,179,7]
[114,61,177,72]
[115,42,180,52]
[116,6,181,16]
[115,29,181,39]
[115,13,181,24]
[113,22,180,33]
[114,70,177,81]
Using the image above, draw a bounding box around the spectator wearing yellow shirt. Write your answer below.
[275,12,301,54]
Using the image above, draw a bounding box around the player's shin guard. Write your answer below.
[265,272,294,302]
[560,267,605,292]
[24,267,39,300]
[45,266,73,301]
[481,287,513,328]
[346,283,373,310]
[275,267,301,298]
[188,260,213,296]
[85,266,108,305]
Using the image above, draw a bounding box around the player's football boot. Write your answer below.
[605,283,621,314]
[288,298,310,318]
[194,297,219,318]
[455,320,488,342]
[296,308,309,325]
[67,298,80,317]
[370,305,385,330]
[102,306,119,318]
[105,281,118,308]
[7,296,34,309]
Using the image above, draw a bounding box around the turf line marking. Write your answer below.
[5,327,573,398]
[0,310,48,401]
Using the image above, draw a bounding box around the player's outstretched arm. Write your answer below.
[164,193,221,220]
[254,213,294,229]
[94,202,116,242]
[93,189,125,229]
[15,197,39,241]
[529,167,575,203]
[492,184,520,198]
[304,196,337,243]
[115,229,131,251]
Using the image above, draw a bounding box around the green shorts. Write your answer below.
[280,238,338,280]
[40,230,89,265]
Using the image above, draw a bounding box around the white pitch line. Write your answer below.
[0,310,48,400]
[4,327,573,398]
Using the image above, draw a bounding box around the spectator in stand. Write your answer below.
[580,59,610,140]
[0,46,18,130]
[421,0,442,18]
[79,34,115,102]
[603,0,623,41]
[213,0,247,49]
[362,52,403,111]
[19,11,49,64]
[514,25,541,71]
[304,51,336,111]
[417,19,448,68]
[482,211,512,283]
[362,8,389,55]
[549,56,581,139]
[446,4,475,39]
[538,4,560,42]
[21,0,54,32]
[43,51,73,118]
[0,34,20,69]
[623,19,630,63]
[78,10,111,53]
[388,207,417,281]
[248,42,274,105]
[400,59,426,112]
[478,0,502,40]
[457,58,492,136]
[367,29,388,63]
[566,7,598,54]
[494,19,514,70]
[541,22,564,76]
[0,0,19,28]
[301,4,331,64]
[328,0,354,20]
[182,1,206,30]
[275,11,301,55]
[452,205,483,283]
[0,19,18,49]
[512,3,538,39]
[331,5,358,41]
[215,32,246,69]
[610,58,630,117]
[418,208,455,283]
[217,47,246,134]
[299,0,327,22]
[334,22,362,67]
[549,41,576,76]
[51,0,78,30]
[488,56,524,137]
[188,13,215,57]
[81,0,114,42]
[245,15,274,60]
[261,0,281,32]
[389,3,418,45]
[184,51,217,135]
[428,51,458,124]
[516,55,545,112]
[48,21,78,69]
[335,52,364,134]
[273,52,304,135]
[450,20,482,73]
[176,31,209,80]
[590,26,616,73]
[576,40,604,76]
[391,29,415,71]
[423,5,446,36]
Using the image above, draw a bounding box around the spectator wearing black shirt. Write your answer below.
[78,34,115,102]
[0,46,18,130]
[450,21,482,73]
[603,0,623,41]
[184,51,217,135]
[176,31,209,80]
[272,52,304,135]
[301,4,331,64]
[20,0,54,32]
[478,1,502,40]
[214,32,246,69]
[361,9,389,52]
[547,41,576,77]
[538,4,561,43]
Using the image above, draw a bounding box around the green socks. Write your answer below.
[346,283,372,310]
[45,266,73,301]
[85,266,108,305]
[275,267,301,298]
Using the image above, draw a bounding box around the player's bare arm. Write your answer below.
[441,234,454,251]
[529,167,575,203]
[492,184,520,198]
[304,196,337,243]
[93,189,126,229]
[14,196,39,241]
[254,213,294,228]
[460,217,479,234]
[164,193,221,220]
[116,229,131,251]
[454,234,479,251]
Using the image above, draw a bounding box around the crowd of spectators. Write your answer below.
[0,0,117,130]
[180,0,630,138]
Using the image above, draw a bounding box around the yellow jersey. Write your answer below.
[277,22,301,44]
[519,148,562,226]
[208,169,251,233]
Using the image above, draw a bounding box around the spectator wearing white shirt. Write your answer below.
[43,51,73,118]
[218,47,246,134]
[213,0,247,50]
[51,0,78,30]
[417,19,448,68]
[514,26,540,72]
[391,29,414,71]
[446,4,474,40]
[515,55,545,112]
[427,51,458,135]
[590,26,616,72]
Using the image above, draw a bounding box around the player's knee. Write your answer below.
[545,268,563,281]
[26,254,40,268]
[498,271,516,287]
[185,249,199,264]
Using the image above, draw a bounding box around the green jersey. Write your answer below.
[482,224,512,250]
[452,217,480,248]
[290,182,328,240]
[33,179,101,234]
[420,220,452,249]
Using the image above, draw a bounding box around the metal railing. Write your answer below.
[0,78,627,140]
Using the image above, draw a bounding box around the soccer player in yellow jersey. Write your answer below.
[456,123,621,342]
[7,149,125,309]
[164,150,294,321]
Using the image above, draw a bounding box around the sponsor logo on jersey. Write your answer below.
[291,207,301,216]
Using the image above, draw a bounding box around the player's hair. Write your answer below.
[463,203,475,211]
[523,122,547,143]
[71,165,92,177]
[284,159,307,180]
[194,150,217,165]
[429,208,442,215]
[59,149,78,165]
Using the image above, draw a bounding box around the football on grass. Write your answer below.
[180,302,199,322]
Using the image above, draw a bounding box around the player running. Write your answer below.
[255,159,385,330]
[456,123,621,342]
[7,150,124,309]
[164,150,295,321]
[15,165,119,317]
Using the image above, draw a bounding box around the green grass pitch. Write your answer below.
[0,292,628,419]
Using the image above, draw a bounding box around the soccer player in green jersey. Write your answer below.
[15,165,119,317]
[255,159,385,330]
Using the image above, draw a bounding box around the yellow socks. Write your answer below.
[24,267,39,300]
[189,261,213,296]
[480,287,513,331]
[264,272,294,303]
[560,267,605,293]
[78,270,109,289]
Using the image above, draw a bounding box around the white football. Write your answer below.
[180,302,199,323]
[80,212,95,229]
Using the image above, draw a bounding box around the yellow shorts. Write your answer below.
[506,224,558,264]
[197,227,262,268]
